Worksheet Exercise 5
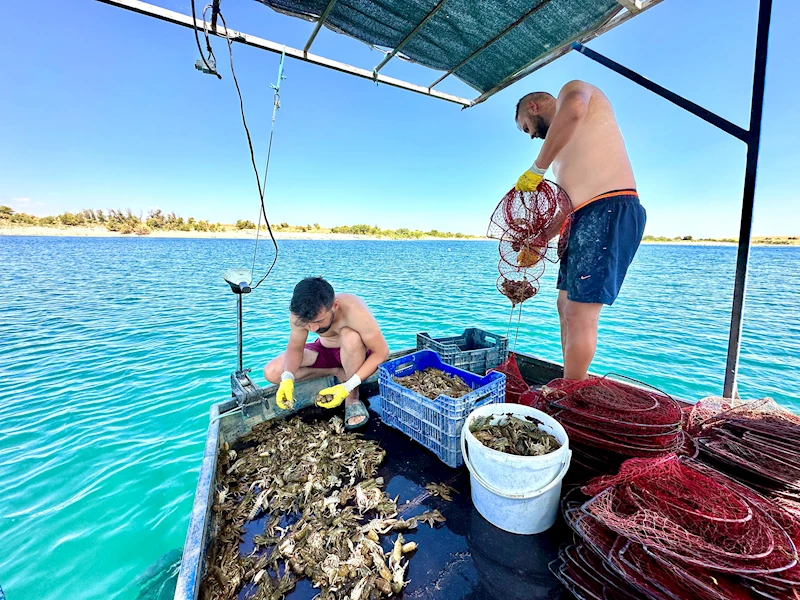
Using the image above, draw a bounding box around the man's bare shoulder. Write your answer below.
[336,293,379,332]
[558,80,600,100]
[336,293,373,318]
[336,292,367,307]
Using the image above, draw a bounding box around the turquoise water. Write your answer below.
[1,236,798,599]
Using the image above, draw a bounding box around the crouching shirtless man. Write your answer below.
[264,277,390,429]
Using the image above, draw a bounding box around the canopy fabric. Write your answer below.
[255,0,622,94]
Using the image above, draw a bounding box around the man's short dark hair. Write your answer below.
[290,277,335,322]
[515,91,554,119]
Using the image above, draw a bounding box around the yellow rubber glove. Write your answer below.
[317,375,362,409]
[276,372,294,410]
[317,384,349,409]
[515,162,547,192]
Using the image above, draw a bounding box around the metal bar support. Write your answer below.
[373,0,448,77]
[615,0,642,13]
[429,0,552,90]
[95,0,471,106]
[572,42,749,142]
[304,0,338,54]
[237,293,243,372]
[723,0,772,398]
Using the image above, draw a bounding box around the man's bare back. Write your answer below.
[551,82,636,209]
[312,293,382,350]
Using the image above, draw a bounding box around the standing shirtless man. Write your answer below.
[264,277,390,429]
[514,80,646,380]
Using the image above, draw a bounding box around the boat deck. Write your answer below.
[232,352,569,600]
[236,400,568,600]
[183,350,574,600]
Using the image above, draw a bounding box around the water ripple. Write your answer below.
[0,237,798,599]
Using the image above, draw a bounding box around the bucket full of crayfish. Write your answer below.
[461,403,571,535]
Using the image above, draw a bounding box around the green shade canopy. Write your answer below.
[256,0,642,97]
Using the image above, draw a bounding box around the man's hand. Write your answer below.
[317,384,348,409]
[317,375,362,409]
[276,372,294,410]
[515,161,547,192]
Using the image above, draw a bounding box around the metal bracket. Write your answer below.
[615,0,642,13]
[231,368,264,419]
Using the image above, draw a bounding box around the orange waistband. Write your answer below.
[559,189,638,236]
[574,189,639,212]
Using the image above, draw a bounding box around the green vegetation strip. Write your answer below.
[0,206,476,239]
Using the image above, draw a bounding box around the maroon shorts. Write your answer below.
[304,338,372,370]
[305,338,343,369]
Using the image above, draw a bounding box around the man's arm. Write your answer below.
[350,305,390,383]
[535,81,592,170]
[282,324,308,375]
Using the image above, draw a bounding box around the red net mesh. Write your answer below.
[487,353,529,403]
[611,538,751,600]
[580,455,798,575]
[535,376,684,472]
[552,542,642,600]
[691,397,800,514]
[555,393,800,600]
[686,397,800,597]
[487,181,571,306]
[495,264,540,306]
[687,396,800,438]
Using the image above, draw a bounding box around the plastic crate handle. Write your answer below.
[419,332,461,347]
[394,361,415,375]
[469,392,492,403]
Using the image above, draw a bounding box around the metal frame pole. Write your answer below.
[237,294,243,372]
[723,0,772,398]
[428,0,552,89]
[372,0,449,77]
[304,0,338,54]
[95,0,472,106]
[572,42,748,141]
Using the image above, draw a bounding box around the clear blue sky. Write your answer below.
[1,0,797,237]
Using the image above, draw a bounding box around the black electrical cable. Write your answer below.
[217,11,279,289]
[190,0,221,79]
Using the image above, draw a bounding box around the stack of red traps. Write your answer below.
[490,364,800,600]
[529,376,685,476]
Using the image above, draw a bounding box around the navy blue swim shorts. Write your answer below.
[556,189,646,305]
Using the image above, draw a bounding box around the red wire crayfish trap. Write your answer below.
[487,181,572,307]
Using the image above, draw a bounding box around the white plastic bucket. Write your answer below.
[462,404,569,495]
[461,404,571,535]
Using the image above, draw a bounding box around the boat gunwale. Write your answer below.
[174,402,224,600]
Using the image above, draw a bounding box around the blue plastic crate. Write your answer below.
[378,350,506,468]
[416,328,509,375]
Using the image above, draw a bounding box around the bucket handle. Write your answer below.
[461,431,571,500]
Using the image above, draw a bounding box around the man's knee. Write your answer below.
[340,327,365,351]
[557,292,568,319]
[564,301,601,329]
[264,357,282,384]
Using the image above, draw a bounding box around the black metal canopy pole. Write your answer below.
[572,0,772,398]
[571,42,748,141]
[723,0,772,398]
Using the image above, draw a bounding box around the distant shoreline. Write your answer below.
[1,224,798,246]
[0,224,489,241]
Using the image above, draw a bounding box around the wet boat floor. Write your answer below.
[235,402,570,600]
